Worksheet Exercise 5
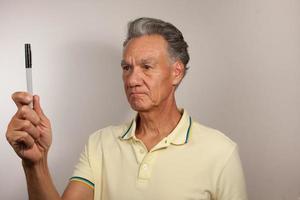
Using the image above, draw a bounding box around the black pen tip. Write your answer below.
[25,43,32,68]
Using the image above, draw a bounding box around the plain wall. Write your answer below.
[0,0,299,199]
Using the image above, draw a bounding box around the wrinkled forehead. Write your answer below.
[122,50,160,65]
[121,56,158,67]
[122,35,170,63]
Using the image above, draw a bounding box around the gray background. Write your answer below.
[0,0,299,199]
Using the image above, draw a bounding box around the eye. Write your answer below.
[121,65,130,71]
[142,64,151,69]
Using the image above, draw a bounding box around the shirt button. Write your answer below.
[142,164,148,170]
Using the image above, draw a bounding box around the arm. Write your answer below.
[6,92,93,200]
[23,157,94,200]
[216,145,248,200]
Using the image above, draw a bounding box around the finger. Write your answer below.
[16,105,41,126]
[6,130,35,149]
[33,95,46,119]
[9,119,41,140]
[12,92,33,109]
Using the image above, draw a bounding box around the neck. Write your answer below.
[136,97,182,139]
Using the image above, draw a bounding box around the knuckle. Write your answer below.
[7,119,13,129]
[23,132,31,140]
[6,118,17,132]
[20,105,27,113]
[19,106,28,118]
[22,120,32,129]
[5,131,12,142]
[5,130,19,144]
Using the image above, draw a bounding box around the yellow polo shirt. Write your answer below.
[70,110,248,200]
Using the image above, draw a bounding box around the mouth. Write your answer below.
[130,92,144,95]
[129,92,146,97]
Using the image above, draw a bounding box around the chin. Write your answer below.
[127,96,150,111]
[130,105,150,112]
[129,102,152,112]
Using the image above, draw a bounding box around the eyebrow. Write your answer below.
[140,58,156,64]
[120,60,127,66]
[121,58,156,66]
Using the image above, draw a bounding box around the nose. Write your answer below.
[126,67,142,88]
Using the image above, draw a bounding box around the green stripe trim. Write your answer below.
[185,116,192,143]
[121,120,134,139]
[70,176,94,187]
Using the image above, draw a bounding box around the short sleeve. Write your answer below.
[216,145,248,200]
[70,132,102,190]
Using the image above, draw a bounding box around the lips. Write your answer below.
[128,91,146,97]
[130,92,145,96]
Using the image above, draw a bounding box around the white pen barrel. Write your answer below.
[26,68,33,94]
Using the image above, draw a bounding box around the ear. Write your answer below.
[172,60,185,86]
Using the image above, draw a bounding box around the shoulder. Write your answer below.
[87,121,132,146]
[189,120,237,158]
[191,121,236,145]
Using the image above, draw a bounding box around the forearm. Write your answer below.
[23,156,61,200]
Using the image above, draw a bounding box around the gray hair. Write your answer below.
[123,17,190,76]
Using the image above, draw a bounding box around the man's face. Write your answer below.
[122,35,179,112]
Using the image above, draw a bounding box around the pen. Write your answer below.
[25,43,33,108]
[25,43,33,94]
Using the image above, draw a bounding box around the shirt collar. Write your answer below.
[119,109,192,145]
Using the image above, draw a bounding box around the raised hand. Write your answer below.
[6,92,52,165]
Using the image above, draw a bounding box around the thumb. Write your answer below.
[33,95,46,118]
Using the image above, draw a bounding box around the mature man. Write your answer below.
[6,17,247,200]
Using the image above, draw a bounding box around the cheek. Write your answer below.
[122,75,129,91]
[122,73,127,84]
[146,76,171,99]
